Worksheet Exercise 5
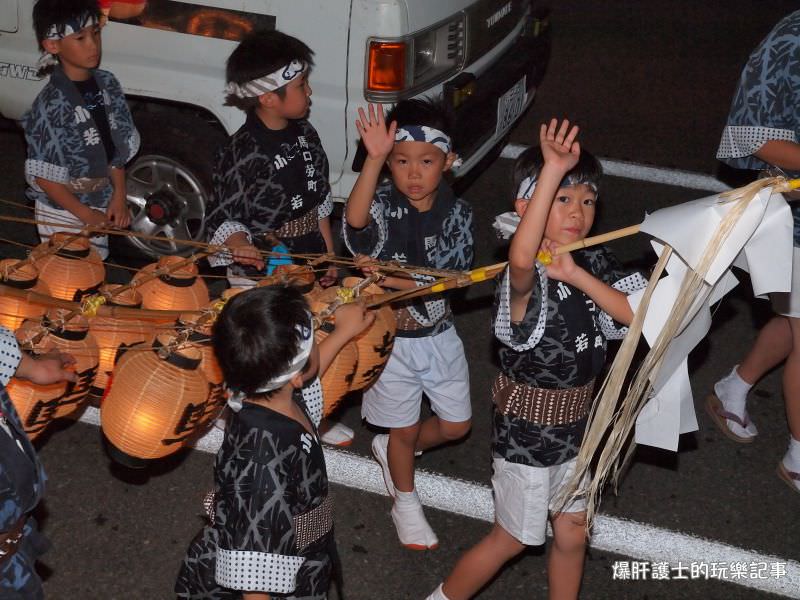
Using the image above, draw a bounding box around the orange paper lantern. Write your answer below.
[89,285,154,397]
[177,312,226,427]
[314,324,358,417]
[132,256,209,318]
[0,259,51,331]
[32,233,105,301]
[101,334,210,466]
[8,311,100,439]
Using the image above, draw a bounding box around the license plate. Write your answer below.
[495,75,527,135]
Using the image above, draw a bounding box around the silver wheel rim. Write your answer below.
[125,154,207,256]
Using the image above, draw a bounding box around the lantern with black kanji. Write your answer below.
[32,233,105,301]
[176,312,226,428]
[101,334,210,467]
[8,310,99,439]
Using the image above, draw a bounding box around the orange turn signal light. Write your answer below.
[367,41,406,92]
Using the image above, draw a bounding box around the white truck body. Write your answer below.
[0,0,548,255]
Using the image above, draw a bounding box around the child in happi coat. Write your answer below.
[0,327,77,599]
[175,285,374,599]
[343,99,474,550]
[427,120,647,600]
[23,0,139,259]
[206,29,337,289]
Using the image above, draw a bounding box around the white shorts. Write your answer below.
[492,456,587,546]
[35,199,109,259]
[770,247,800,318]
[361,327,471,428]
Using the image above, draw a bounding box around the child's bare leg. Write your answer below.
[784,316,800,441]
[416,415,471,452]
[737,316,792,384]
[548,511,587,600]
[441,522,525,600]
[388,423,421,492]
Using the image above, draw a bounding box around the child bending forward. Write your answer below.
[428,120,646,600]
[175,286,373,599]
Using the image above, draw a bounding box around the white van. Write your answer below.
[0,0,549,256]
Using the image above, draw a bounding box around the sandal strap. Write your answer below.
[713,406,750,428]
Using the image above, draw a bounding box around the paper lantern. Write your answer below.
[0,259,51,331]
[106,0,147,20]
[314,324,359,417]
[8,311,100,439]
[89,285,154,398]
[176,312,226,427]
[308,278,396,392]
[101,334,210,466]
[132,256,209,317]
[32,233,105,301]
[259,264,317,294]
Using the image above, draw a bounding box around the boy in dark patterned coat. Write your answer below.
[23,0,139,259]
[206,30,336,287]
[175,286,373,600]
[427,120,647,600]
[343,99,474,550]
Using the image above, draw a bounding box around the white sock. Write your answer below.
[714,365,752,414]
[784,436,800,472]
[426,583,451,600]
[392,489,438,548]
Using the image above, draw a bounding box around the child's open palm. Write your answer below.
[356,104,397,160]
[540,118,580,173]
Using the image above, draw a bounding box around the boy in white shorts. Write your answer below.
[343,98,474,550]
[427,119,646,599]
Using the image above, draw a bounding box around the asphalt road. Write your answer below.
[1,1,799,599]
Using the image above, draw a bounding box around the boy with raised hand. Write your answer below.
[343,99,474,550]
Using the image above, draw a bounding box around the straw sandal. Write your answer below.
[777,462,800,495]
[704,394,755,444]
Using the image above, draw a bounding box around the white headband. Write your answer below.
[227,311,314,411]
[517,176,536,200]
[38,11,100,72]
[224,60,307,99]
[395,125,452,154]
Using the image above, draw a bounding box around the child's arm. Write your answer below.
[345,104,397,229]
[544,243,634,325]
[106,166,130,229]
[242,593,270,600]
[35,178,107,227]
[507,119,580,319]
[316,300,376,376]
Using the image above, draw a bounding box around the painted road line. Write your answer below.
[500,143,732,193]
[81,408,799,597]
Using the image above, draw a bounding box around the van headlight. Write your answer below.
[366,15,465,101]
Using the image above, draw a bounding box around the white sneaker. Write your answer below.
[371,434,395,498]
[392,490,438,550]
[320,421,354,446]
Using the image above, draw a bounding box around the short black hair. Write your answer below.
[33,0,100,48]
[224,29,314,110]
[511,145,602,203]
[212,285,311,397]
[385,96,454,139]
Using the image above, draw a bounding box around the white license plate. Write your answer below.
[495,76,527,136]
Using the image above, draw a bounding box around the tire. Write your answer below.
[123,110,226,258]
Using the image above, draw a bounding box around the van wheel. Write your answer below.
[123,112,224,258]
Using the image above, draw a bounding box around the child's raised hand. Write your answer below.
[540,118,580,173]
[355,104,397,160]
[333,299,376,339]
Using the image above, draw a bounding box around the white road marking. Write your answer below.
[80,407,799,597]
[500,143,732,193]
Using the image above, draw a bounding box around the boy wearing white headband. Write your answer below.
[343,99,474,550]
[206,30,337,289]
[176,285,374,600]
[23,0,139,260]
[207,29,348,446]
[427,120,647,600]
